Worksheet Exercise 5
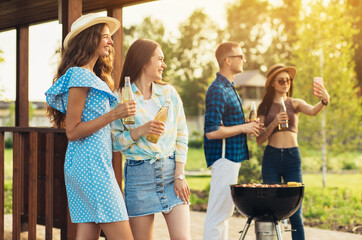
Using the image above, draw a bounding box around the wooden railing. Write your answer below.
[0,127,123,240]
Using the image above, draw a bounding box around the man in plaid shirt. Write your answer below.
[203,42,263,240]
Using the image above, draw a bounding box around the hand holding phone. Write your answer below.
[314,77,323,95]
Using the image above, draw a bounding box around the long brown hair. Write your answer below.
[257,71,294,116]
[47,23,114,128]
[117,38,167,91]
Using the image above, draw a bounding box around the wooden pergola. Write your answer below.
[0,0,153,239]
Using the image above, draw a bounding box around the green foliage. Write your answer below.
[122,16,175,82]
[188,131,203,149]
[170,9,220,116]
[5,137,12,148]
[347,0,362,90]
[299,148,362,172]
[238,138,264,183]
[4,181,12,214]
[226,0,270,69]
[303,186,362,229]
[186,173,362,232]
[291,0,361,152]
[226,0,302,70]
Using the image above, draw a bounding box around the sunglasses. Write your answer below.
[225,55,246,61]
[276,78,292,85]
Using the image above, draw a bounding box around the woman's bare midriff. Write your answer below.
[267,131,298,149]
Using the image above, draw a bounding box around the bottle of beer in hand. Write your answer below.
[146,98,171,144]
[278,97,289,130]
[249,102,257,121]
[122,76,135,124]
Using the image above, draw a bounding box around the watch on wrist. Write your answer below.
[174,174,185,180]
[321,99,329,106]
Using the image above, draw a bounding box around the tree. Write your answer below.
[291,0,361,152]
[226,0,270,70]
[347,0,362,92]
[264,0,302,67]
[170,9,221,116]
[226,0,302,70]
[123,16,175,81]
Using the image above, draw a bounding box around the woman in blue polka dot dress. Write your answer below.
[45,13,135,240]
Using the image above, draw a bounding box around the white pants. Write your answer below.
[203,158,241,240]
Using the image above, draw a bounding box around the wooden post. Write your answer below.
[60,0,82,48]
[108,7,124,191]
[16,26,29,127]
[28,132,38,240]
[0,132,4,240]
[12,132,22,240]
[107,7,123,89]
[45,133,54,240]
[59,1,82,238]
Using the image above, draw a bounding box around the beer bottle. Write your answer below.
[146,98,171,143]
[249,102,257,121]
[278,97,289,130]
[122,76,135,124]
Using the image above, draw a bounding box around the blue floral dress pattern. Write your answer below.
[45,67,128,223]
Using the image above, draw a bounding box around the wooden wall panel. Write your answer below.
[107,7,123,89]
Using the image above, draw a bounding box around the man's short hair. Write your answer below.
[215,41,241,68]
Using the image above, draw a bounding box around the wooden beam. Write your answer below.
[107,7,123,90]
[16,25,29,127]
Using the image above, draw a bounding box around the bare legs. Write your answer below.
[163,204,191,240]
[76,221,134,240]
[129,204,191,240]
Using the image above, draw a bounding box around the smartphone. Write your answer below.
[314,77,323,95]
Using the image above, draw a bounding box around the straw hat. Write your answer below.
[265,63,297,87]
[63,13,120,49]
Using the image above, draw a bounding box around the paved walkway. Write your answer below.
[154,211,361,240]
[4,212,361,239]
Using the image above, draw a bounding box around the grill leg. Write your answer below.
[274,220,283,240]
[239,217,253,240]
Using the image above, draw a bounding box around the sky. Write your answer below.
[0,0,234,102]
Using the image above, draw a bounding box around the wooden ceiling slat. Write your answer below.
[0,0,153,31]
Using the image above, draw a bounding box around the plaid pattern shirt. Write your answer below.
[111,82,188,164]
[204,72,249,167]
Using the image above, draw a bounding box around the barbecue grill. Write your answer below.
[230,184,304,240]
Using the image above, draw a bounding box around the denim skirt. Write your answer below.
[124,154,184,217]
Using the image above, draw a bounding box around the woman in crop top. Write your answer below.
[256,64,330,240]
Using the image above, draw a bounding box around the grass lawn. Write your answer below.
[4,148,12,180]
[185,148,207,171]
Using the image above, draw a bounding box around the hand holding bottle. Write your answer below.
[142,120,165,137]
[243,121,264,137]
[278,97,289,130]
[113,100,136,119]
[146,98,171,143]
[274,112,289,126]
